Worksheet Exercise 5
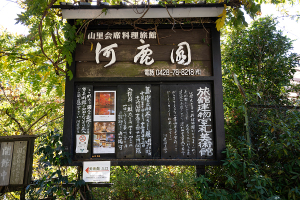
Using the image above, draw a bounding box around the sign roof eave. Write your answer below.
[61,7,224,19]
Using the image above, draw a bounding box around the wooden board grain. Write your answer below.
[84,28,211,45]
[75,28,212,78]
[75,44,211,62]
[10,141,27,185]
[0,142,14,186]
[76,61,212,78]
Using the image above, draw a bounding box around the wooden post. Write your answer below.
[77,166,88,200]
[196,165,205,177]
[80,185,91,200]
[20,187,25,200]
[244,104,251,145]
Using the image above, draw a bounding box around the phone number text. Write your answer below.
[145,69,201,76]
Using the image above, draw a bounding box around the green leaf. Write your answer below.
[67,70,73,81]
[102,8,108,15]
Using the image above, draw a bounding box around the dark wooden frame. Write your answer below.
[63,22,225,166]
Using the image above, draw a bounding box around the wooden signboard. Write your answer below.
[63,23,225,166]
[0,136,36,188]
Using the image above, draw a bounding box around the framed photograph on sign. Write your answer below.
[93,122,115,154]
[94,91,116,121]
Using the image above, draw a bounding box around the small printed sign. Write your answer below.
[83,161,110,182]
[76,134,89,153]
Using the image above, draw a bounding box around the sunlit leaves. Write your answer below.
[0,26,65,136]
[216,5,227,31]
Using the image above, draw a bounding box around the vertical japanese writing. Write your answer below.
[144,86,152,157]
[117,109,124,151]
[160,86,179,158]
[86,88,92,132]
[117,87,134,156]
[140,91,146,155]
[10,141,27,185]
[76,89,81,134]
[189,91,196,156]
[117,85,152,158]
[172,91,178,153]
[163,91,171,154]
[75,86,93,135]
[161,84,210,159]
[81,87,87,134]
[184,89,191,157]
[135,95,141,155]
[127,88,134,150]
[178,87,195,158]
[75,86,93,155]
[179,89,185,156]
[197,86,213,157]
[0,142,13,186]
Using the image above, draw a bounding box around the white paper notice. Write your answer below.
[83,161,110,182]
[76,134,89,153]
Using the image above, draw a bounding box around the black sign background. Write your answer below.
[116,85,152,159]
[160,83,214,159]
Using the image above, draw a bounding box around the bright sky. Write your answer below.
[260,4,300,54]
[0,0,299,54]
[0,0,29,35]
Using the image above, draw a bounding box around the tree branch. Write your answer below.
[38,0,56,65]
[0,83,15,105]
[51,30,58,47]
[38,0,66,75]
[78,189,86,200]
[5,109,25,135]
[33,115,63,132]
[56,24,63,45]
[165,5,193,32]
[76,11,104,36]
[25,108,52,134]
[0,51,37,65]
[133,4,151,29]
